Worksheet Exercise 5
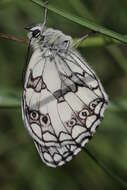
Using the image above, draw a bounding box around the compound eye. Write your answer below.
[79,109,89,119]
[32,29,41,38]
[64,40,69,44]
[30,110,39,121]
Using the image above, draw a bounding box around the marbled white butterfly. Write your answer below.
[22,6,108,167]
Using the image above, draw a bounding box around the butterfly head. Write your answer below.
[25,24,46,46]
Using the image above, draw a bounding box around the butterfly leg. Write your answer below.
[73,34,89,48]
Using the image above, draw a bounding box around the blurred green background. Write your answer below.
[0,0,127,190]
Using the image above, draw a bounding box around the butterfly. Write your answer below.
[22,6,108,168]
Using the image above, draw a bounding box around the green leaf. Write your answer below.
[0,95,20,108]
[85,148,127,189]
[30,0,127,44]
[0,89,21,108]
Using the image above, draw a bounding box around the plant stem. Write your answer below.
[85,148,127,189]
[0,32,27,44]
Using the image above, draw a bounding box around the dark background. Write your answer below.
[0,0,127,190]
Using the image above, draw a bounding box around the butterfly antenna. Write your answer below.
[42,1,48,27]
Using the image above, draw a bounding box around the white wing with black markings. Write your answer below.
[22,23,108,168]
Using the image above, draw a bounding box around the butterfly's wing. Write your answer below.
[22,48,108,168]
